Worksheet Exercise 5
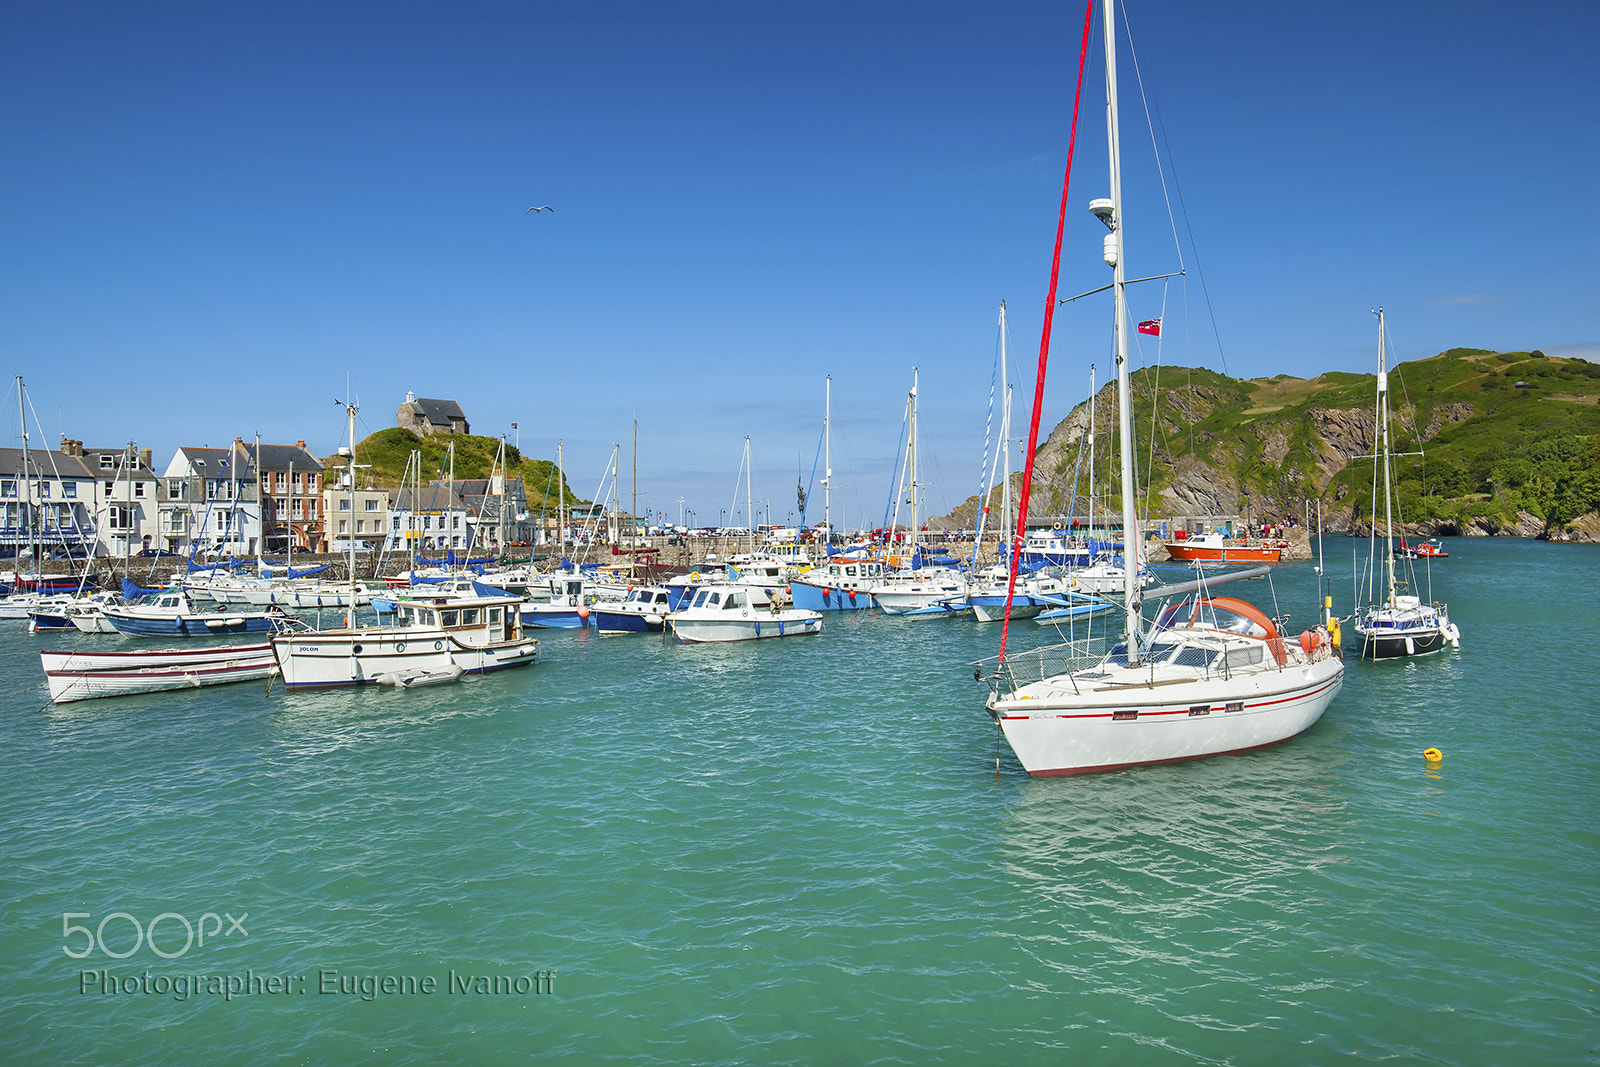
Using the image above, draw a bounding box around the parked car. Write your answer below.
[136,548,178,558]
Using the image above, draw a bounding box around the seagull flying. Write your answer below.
[526,205,553,214]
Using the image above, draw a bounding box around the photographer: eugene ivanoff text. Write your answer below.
[77,969,556,1002]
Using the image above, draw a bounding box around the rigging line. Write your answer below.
[973,313,1006,557]
[1117,0,1183,272]
[882,408,909,539]
[976,319,1002,527]
[802,417,825,530]
[1142,279,1173,502]
[997,0,1094,671]
[1117,0,1229,380]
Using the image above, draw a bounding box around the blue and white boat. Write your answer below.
[101,591,288,637]
[789,558,885,612]
[519,572,590,629]
[591,586,673,634]
[1017,526,1100,569]
[965,568,1074,622]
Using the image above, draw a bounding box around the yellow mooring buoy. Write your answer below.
[1423,748,1443,763]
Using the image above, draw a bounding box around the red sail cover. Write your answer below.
[1138,319,1161,336]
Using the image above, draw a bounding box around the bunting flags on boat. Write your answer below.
[1138,319,1161,336]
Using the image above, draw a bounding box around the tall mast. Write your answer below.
[17,377,31,573]
[346,399,358,612]
[1103,0,1144,660]
[556,441,565,563]
[1376,307,1397,609]
[744,435,753,554]
[909,368,919,552]
[632,418,638,561]
[989,303,1011,569]
[255,433,264,570]
[124,441,135,580]
[823,376,832,548]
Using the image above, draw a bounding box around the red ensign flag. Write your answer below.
[1138,319,1161,336]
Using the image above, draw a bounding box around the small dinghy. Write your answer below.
[375,664,464,688]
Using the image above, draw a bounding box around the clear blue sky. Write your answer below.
[4,1,1595,530]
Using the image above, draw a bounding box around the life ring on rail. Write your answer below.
[690,571,702,582]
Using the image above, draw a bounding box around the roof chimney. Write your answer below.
[138,448,152,469]
[295,440,306,448]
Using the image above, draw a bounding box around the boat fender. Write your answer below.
[576,605,590,620]
[847,589,856,599]
[1423,748,1443,763]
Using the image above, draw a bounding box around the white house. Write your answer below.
[0,442,99,561]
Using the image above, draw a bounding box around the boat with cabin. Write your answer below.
[671,582,823,643]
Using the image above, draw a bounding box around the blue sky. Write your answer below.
[3,1,1596,531]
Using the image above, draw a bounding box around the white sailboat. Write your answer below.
[983,0,1343,775]
[1349,308,1461,659]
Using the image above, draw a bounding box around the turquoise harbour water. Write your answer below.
[2,538,1596,1064]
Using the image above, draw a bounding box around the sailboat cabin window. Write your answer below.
[1226,646,1265,668]
[1173,647,1220,668]
[692,591,709,608]
[724,592,745,610]
[488,607,501,624]
[440,610,460,627]
[845,565,857,577]
[461,608,480,625]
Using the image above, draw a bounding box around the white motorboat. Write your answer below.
[671,583,823,643]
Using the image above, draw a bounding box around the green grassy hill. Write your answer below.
[337,428,588,510]
[937,348,1600,537]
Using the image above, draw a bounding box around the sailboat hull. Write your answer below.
[1353,627,1447,659]
[990,664,1343,776]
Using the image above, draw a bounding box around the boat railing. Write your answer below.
[979,635,1109,695]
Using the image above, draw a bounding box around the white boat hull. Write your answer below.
[270,628,538,687]
[672,612,822,643]
[989,660,1342,776]
[42,645,278,703]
